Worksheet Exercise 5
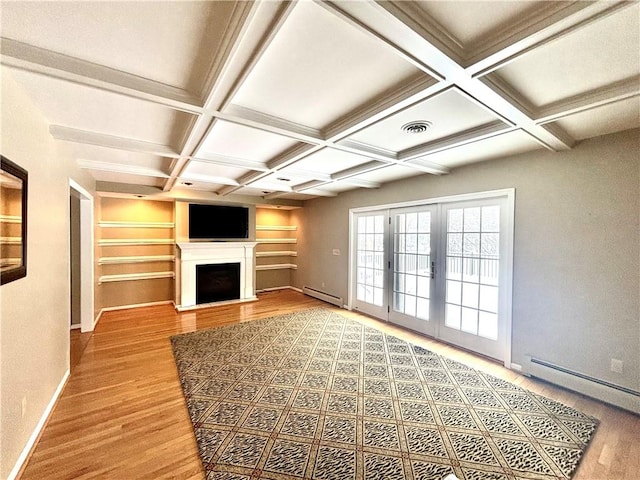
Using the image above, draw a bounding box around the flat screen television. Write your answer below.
[188,203,249,239]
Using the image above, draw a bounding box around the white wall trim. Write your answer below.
[7,370,70,480]
[256,285,303,293]
[349,188,516,213]
[96,300,176,319]
[69,179,95,334]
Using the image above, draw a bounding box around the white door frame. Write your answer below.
[348,188,515,368]
[69,179,94,333]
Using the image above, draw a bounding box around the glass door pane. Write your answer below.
[352,211,388,319]
[389,206,436,335]
[439,200,506,360]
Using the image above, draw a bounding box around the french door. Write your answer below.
[351,193,512,362]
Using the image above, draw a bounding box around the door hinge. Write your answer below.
[387,305,390,313]
[388,260,391,269]
[431,260,436,279]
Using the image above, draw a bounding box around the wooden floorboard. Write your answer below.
[19,290,639,479]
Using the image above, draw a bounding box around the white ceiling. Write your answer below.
[1,0,638,203]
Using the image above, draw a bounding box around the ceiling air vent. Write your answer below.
[401,121,432,134]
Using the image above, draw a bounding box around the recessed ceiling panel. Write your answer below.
[292,148,372,175]
[411,130,542,169]
[231,1,426,130]
[180,161,251,183]
[234,187,274,197]
[348,89,503,153]
[197,120,301,163]
[550,98,640,141]
[494,4,640,107]
[0,1,237,92]
[349,164,421,184]
[7,69,193,148]
[412,1,552,48]
[252,172,317,190]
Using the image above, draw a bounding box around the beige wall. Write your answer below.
[0,70,95,479]
[295,128,639,395]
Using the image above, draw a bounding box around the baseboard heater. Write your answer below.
[524,356,640,414]
[302,286,343,307]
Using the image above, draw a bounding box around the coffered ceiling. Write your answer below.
[1,1,638,203]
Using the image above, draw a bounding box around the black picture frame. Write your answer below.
[1,155,28,285]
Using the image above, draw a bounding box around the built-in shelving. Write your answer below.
[256,225,297,231]
[98,271,175,284]
[98,255,175,265]
[0,215,21,224]
[98,239,175,246]
[256,238,297,244]
[97,197,177,309]
[255,251,297,258]
[256,264,298,271]
[98,221,175,228]
[0,237,21,244]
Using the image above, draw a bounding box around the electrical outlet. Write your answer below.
[21,397,27,418]
[332,249,340,256]
[610,359,623,374]
[321,282,325,288]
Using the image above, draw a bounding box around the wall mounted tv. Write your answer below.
[188,203,249,240]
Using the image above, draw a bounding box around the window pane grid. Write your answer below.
[444,206,500,340]
[392,210,431,319]
[356,215,385,307]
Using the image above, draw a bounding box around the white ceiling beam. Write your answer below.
[190,153,269,172]
[399,121,513,162]
[536,76,640,125]
[297,188,338,198]
[49,125,180,158]
[178,174,240,187]
[341,1,575,151]
[336,178,381,189]
[76,159,169,178]
[1,38,202,113]
[467,2,633,77]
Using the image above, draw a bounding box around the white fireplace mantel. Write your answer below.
[175,241,257,310]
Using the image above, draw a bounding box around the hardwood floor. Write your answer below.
[19,290,639,479]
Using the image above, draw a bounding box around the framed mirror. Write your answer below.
[1,156,28,285]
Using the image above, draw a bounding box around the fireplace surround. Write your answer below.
[175,242,257,310]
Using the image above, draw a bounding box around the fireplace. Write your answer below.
[196,263,240,304]
[175,242,257,310]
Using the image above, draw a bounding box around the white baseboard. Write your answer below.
[257,286,303,293]
[7,369,70,480]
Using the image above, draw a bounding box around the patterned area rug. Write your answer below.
[171,308,598,480]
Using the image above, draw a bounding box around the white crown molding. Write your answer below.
[0,37,202,113]
[50,125,180,158]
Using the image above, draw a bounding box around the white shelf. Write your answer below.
[99,239,175,246]
[99,221,174,228]
[0,215,21,224]
[0,236,21,244]
[256,238,297,244]
[98,255,175,265]
[255,251,297,258]
[98,271,175,284]
[256,225,297,231]
[256,263,298,271]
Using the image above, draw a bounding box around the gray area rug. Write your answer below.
[170,308,598,480]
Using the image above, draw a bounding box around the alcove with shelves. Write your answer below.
[255,207,300,291]
[97,197,176,309]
